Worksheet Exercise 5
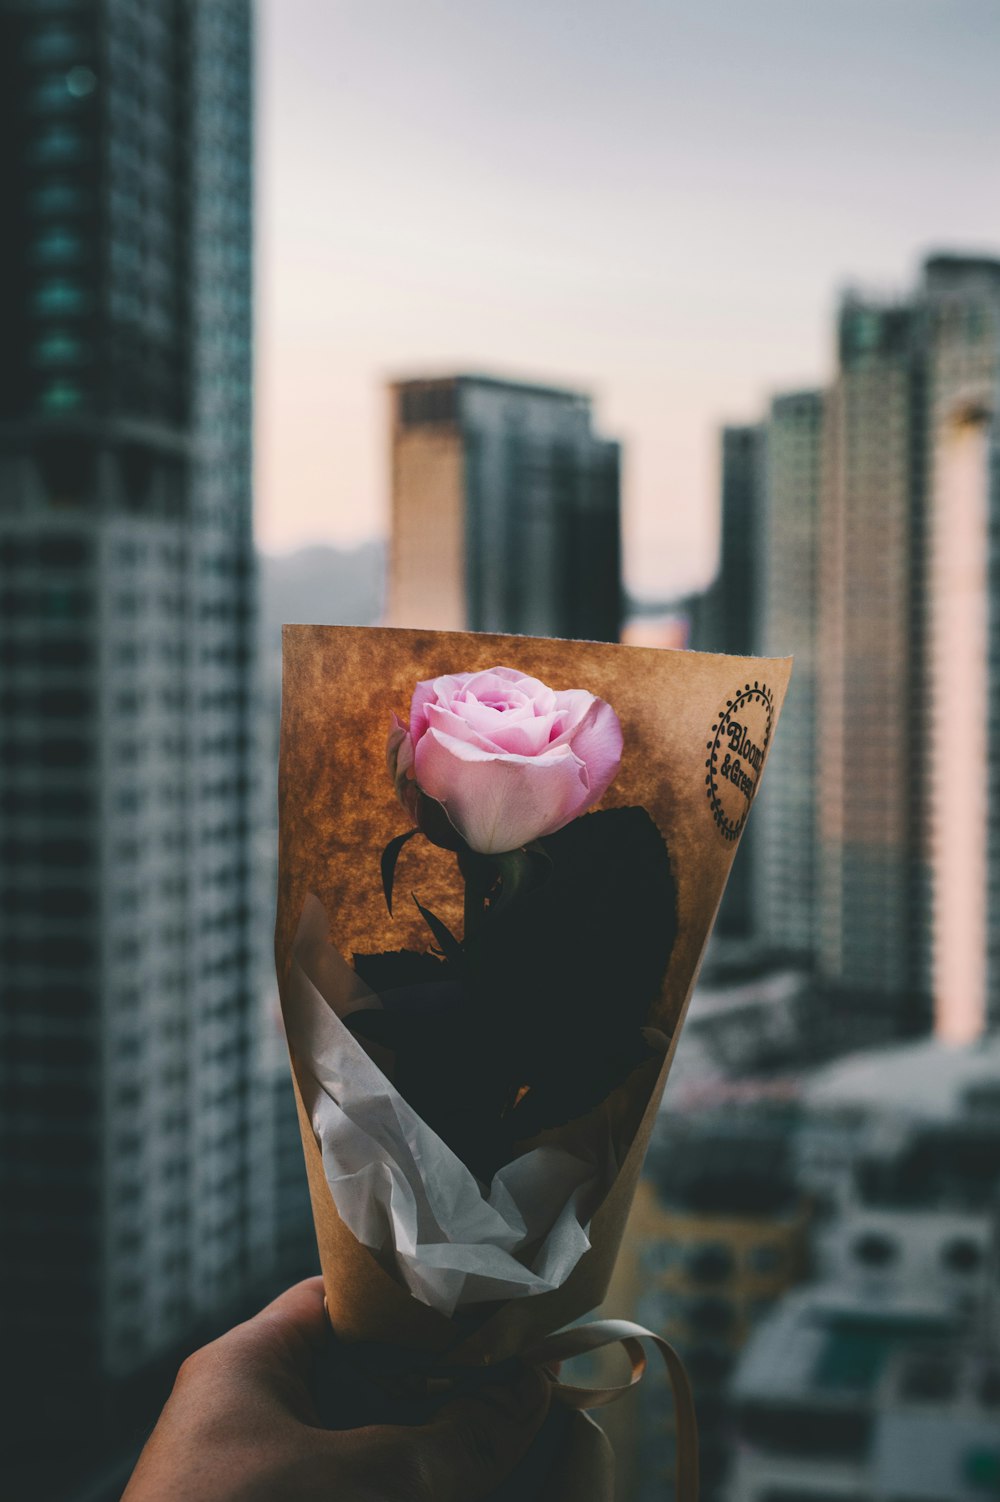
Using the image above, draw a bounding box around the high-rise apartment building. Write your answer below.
[816,295,930,1027]
[696,425,766,661]
[920,255,1000,1041]
[0,3,276,1490]
[755,392,823,959]
[702,255,1000,1045]
[817,256,1000,1041]
[388,374,621,642]
[694,425,766,947]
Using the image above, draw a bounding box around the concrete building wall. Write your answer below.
[816,299,927,1022]
[756,391,824,959]
[389,425,466,630]
[0,4,279,1487]
[921,258,1000,1042]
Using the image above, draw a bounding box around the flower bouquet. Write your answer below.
[276,626,790,1500]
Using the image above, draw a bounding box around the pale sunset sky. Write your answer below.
[255,0,1000,599]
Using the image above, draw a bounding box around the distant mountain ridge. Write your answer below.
[258,541,386,653]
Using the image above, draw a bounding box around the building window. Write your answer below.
[37,688,91,717]
[852,1231,897,1268]
[32,227,85,265]
[899,1355,957,1403]
[42,584,90,619]
[22,28,86,65]
[941,1238,982,1275]
[689,1297,734,1336]
[685,1244,734,1285]
[38,635,91,667]
[27,74,79,113]
[32,331,88,367]
[39,379,84,414]
[32,279,89,316]
[29,126,86,166]
[746,1243,785,1275]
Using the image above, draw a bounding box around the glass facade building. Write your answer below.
[388,374,622,643]
[755,391,824,961]
[0,3,286,1493]
[920,255,1000,1039]
[694,424,766,946]
[815,296,929,1026]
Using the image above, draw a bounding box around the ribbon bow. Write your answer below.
[525,1320,699,1502]
[321,1307,699,1500]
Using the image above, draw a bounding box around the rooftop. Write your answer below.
[803,1034,1000,1125]
[732,1288,960,1408]
[389,371,592,403]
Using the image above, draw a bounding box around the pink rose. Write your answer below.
[389,666,623,855]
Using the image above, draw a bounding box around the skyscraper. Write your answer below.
[694,424,766,946]
[817,256,1000,1042]
[388,374,622,642]
[696,425,766,661]
[816,293,930,1029]
[920,255,1000,1041]
[0,2,271,1490]
[755,391,824,960]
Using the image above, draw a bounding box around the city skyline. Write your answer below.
[701,253,1000,1048]
[3,5,999,1501]
[254,0,1000,599]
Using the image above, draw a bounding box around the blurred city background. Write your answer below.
[1,2,999,1499]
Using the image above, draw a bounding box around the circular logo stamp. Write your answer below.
[705,681,774,842]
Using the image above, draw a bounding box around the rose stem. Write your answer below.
[463,873,483,948]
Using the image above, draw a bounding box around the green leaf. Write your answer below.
[380,829,418,915]
[352,948,447,993]
[411,892,464,967]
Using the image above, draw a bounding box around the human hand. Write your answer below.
[121,1276,552,1502]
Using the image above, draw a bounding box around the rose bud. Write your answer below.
[407,667,623,855]
[386,713,419,822]
[386,712,467,852]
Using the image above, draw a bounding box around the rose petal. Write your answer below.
[456,695,536,741]
[463,668,557,716]
[483,710,562,757]
[551,688,597,736]
[409,672,472,744]
[551,695,623,802]
[424,701,502,754]
[414,728,590,854]
[460,703,561,757]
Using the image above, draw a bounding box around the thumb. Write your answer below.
[405,1363,552,1502]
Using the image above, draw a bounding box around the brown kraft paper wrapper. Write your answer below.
[275,626,791,1495]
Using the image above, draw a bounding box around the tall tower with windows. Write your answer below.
[694,424,766,947]
[817,257,1000,1041]
[816,295,929,1030]
[920,255,1000,1041]
[388,373,622,643]
[755,391,824,960]
[0,3,274,1491]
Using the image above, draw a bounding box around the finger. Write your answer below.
[238,1276,330,1363]
[402,1363,552,1502]
[183,1276,330,1419]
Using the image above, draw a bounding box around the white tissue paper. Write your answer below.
[284,893,609,1317]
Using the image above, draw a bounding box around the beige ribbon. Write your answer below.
[525,1319,699,1502]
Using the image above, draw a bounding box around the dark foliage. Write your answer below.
[349,807,677,1181]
